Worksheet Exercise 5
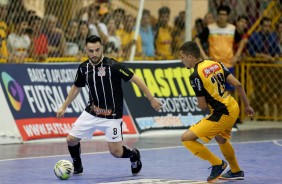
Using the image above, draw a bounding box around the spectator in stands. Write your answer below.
[192,18,209,56]
[113,8,126,29]
[192,18,205,39]
[204,12,215,26]
[248,17,280,119]
[233,15,249,60]
[65,20,79,57]
[154,6,172,58]
[275,20,282,55]
[195,5,242,131]
[98,3,110,24]
[0,3,8,61]
[104,17,121,58]
[6,0,28,33]
[248,17,280,58]
[116,14,142,60]
[139,9,155,58]
[275,20,282,119]
[43,14,66,57]
[246,1,261,26]
[76,20,91,56]
[193,12,215,56]
[7,18,31,63]
[28,16,48,61]
[172,12,185,58]
[88,5,108,44]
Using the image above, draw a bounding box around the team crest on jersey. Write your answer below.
[202,63,220,78]
[98,66,106,76]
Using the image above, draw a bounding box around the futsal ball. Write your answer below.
[54,160,74,180]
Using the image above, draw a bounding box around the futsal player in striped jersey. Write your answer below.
[179,41,254,182]
[57,35,162,175]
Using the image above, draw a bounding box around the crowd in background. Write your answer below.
[0,0,281,63]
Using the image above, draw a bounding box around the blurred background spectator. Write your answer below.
[116,14,142,59]
[139,9,155,58]
[7,18,30,63]
[76,20,91,56]
[0,3,8,60]
[43,14,66,57]
[65,20,79,57]
[154,6,172,58]
[28,15,48,61]
[248,17,280,58]
[104,17,121,58]
[171,11,185,58]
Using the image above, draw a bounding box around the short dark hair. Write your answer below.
[237,15,248,22]
[260,17,271,25]
[86,35,102,45]
[159,6,170,15]
[142,9,150,16]
[180,41,201,59]
[217,5,231,15]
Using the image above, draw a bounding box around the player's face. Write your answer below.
[217,10,228,25]
[262,21,272,33]
[85,42,103,64]
[179,50,193,69]
[236,18,248,32]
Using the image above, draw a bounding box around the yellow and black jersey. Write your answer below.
[190,60,238,119]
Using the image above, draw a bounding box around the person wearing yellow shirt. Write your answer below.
[116,14,142,60]
[0,4,8,62]
[154,7,172,58]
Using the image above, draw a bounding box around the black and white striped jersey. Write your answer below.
[74,57,134,119]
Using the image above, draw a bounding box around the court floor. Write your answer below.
[0,125,282,184]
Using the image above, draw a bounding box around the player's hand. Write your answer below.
[245,106,254,117]
[150,97,162,112]
[231,55,240,65]
[57,107,66,118]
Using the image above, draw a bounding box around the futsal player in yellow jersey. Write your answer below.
[179,41,254,182]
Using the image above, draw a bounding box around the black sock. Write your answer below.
[121,145,135,159]
[68,142,82,167]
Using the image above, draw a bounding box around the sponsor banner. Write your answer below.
[122,61,209,132]
[0,63,136,141]
[16,116,135,141]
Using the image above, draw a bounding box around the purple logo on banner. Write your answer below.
[1,72,24,111]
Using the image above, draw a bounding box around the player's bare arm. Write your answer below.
[129,74,162,111]
[196,96,208,110]
[57,85,82,118]
[226,74,255,116]
[194,37,209,59]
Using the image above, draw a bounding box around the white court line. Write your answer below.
[0,139,281,162]
[273,140,282,146]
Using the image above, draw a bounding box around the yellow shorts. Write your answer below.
[190,106,239,143]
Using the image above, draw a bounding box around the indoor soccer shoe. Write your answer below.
[207,160,228,182]
[73,161,83,174]
[73,166,83,174]
[220,170,244,180]
[130,148,142,175]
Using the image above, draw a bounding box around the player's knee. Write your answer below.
[181,130,197,142]
[66,135,79,146]
[215,135,226,144]
[110,148,123,158]
[181,133,187,142]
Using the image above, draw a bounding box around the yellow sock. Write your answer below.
[219,141,241,172]
[182,141,222,165]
